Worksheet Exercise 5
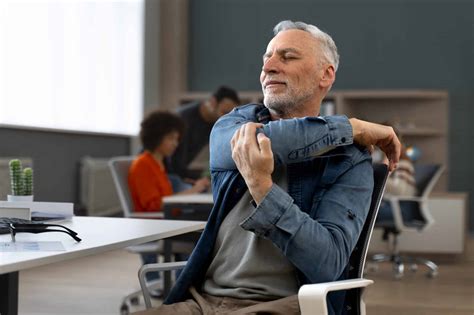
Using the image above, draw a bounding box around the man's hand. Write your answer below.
[349,118,401,171]
[231,122,274,205]
[192,177,211,192]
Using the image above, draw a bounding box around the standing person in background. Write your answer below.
[169,86,240,179]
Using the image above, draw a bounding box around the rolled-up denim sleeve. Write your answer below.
[240,158,374,283]
[209,105,353,171]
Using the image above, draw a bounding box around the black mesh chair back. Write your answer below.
[414,164,443,198]
[399,164,443,226]
[344,163,389,314]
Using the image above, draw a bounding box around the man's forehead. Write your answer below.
[265,29,317,53]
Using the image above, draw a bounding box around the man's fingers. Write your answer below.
[231,127,241,150]
[257,133,272,154]
[243,123,263,145]
[386,134,401,171]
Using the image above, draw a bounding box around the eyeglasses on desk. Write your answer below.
[9,222,82,242]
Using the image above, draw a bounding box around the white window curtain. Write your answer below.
[0,0,144,135]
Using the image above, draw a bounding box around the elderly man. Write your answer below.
[138,20,400,315]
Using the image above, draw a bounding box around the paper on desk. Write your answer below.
[0,241,65,252]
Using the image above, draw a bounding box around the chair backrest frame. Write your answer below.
[108,156,135,218]
[344,163,389,314]
[414,164,444,198]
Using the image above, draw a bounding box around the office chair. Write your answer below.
[108,156,195,314]
[137,163,389,315]
[370,164,444,279]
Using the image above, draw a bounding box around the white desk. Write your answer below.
[161,193,214,219]
[163,193,213,205]
[0,216,206,315]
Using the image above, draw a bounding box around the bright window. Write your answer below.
[0,0,144,135]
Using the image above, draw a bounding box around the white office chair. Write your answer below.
[108,156,194,314]
[137,164,389,314]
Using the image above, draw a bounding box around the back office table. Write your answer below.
[161,193,214,295]
[162,193,214,220]
[0,216,206,315]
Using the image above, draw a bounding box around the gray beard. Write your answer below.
[263,93,312,118]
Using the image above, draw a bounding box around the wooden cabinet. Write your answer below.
[329,90,449,191]
[368,193,468,255]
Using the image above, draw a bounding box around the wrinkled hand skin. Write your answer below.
[231,122,274,205]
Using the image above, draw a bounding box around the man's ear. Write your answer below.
[319,65,336,89]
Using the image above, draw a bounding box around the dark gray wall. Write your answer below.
[0,128,129,207]
[188,0,474,228]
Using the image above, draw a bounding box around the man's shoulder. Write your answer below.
[314,145,372,186]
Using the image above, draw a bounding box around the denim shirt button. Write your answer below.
[347,210,356,220]
[341,137,346,143]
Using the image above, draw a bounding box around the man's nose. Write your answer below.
[262,56,280,74]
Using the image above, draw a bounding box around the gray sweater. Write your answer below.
[202,166,299,300]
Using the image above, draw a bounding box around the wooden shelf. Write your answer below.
[180,91,262,105]
[397,127,445,137]
[331,90,448,100]
[335,89,449,191]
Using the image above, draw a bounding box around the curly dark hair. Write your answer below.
[139,110,185,152]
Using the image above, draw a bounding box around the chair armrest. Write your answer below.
[139,261,187,309]
[130,212,164,218]
[298,278,373,315]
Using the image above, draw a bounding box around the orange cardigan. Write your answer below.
[128,152,173,212]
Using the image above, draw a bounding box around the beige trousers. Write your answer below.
[133,287,300,315]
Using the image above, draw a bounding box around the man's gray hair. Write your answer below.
[274,20,340,71]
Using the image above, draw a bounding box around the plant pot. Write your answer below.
[7,195,34,202]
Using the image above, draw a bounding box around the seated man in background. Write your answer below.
[128,110,210,286]
[136,20,400,315]
[169,86,240,179]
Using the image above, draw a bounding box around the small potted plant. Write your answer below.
[8,159,34,202]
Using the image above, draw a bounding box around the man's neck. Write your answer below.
[269,102,321,120]
[268,93,324,120]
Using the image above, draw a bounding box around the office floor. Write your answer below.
[19,238,474,315]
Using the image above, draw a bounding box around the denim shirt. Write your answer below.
[165,104,374,315]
